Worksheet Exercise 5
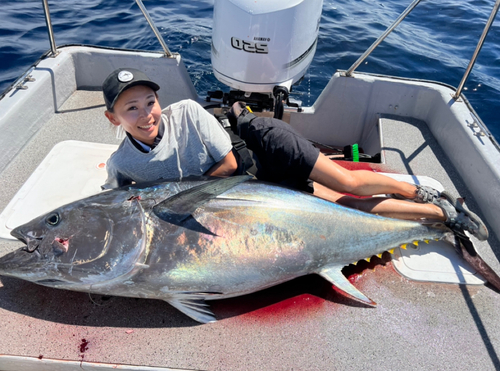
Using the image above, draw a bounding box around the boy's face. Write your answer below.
[105,85,162,146]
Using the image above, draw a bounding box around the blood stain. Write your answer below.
[79,338,89,353]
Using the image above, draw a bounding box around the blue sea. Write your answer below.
[1,0,499,140]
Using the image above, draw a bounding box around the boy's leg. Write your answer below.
[312,182,444,220]
[310,155,488,240]
[309,153,418,198]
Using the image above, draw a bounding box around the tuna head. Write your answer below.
[0,191,147,290]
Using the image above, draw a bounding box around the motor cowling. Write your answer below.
[211,0,323,94]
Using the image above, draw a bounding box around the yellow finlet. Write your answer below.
[412,241,419,246]
[366,257,372,263]
[388,249,395,254]
[401,244,407,250]
[377,253,383,258]
[424,239,430,244]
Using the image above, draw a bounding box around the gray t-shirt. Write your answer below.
[103,99,232,189]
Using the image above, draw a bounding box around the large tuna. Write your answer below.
[0,175,498,323]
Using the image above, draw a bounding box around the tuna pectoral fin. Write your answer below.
[319,266,377,307]
[165,292,221,324]
[153,175,252,228]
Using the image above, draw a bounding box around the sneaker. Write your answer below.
[226,102,250,126]
[414,185,441,204]
[436,191,489,241]
[391,184,441,204]
[231,101,247,116]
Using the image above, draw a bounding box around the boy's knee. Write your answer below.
[329,174,357,194]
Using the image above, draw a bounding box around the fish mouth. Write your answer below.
[10,227,25,242]
[11,228,42,253]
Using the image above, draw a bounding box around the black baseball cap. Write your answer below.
[102,67,160,111]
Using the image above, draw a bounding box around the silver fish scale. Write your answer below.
[0,177,453,323]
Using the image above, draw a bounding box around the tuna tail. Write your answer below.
[449,231,500,292]
[319,266,376,306]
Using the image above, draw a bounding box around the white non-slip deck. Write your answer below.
[0,141,117,240]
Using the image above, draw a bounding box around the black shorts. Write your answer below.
[236,114,319,192]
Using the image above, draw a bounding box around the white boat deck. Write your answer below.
[1,86,500,370]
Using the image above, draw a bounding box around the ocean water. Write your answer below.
[1,0,499,140]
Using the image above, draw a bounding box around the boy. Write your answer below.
[101,67,237,189]
[102,68,488,241]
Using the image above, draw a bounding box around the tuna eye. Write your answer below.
[46,213,60,226]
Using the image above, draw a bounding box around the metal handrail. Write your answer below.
[344,0,499,101]
[42,0,57,57]
[41,0,173,58]
[135,0,174,57]
[453,0,500,100]
[345,0,422,77]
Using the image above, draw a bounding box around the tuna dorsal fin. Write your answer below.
[153,175,252,228]
[165,292,221,324]
[319,266,377,307]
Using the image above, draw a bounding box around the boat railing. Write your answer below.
[344,0,499,101]
[41,0,174,58]
[454,0,500,99]
[135,0,174,57]
[344,0,422,77]
[42,0,57,57]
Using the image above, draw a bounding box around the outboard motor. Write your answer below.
[209,0,323,117]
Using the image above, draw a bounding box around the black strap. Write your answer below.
[214,114,257,175]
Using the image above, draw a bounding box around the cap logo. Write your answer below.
[118,70,134,83]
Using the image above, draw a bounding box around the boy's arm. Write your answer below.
[204,149,238,177]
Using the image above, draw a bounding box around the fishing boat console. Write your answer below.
[0,0,500,370]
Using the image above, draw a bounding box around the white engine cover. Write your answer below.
[211,0,323,93]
